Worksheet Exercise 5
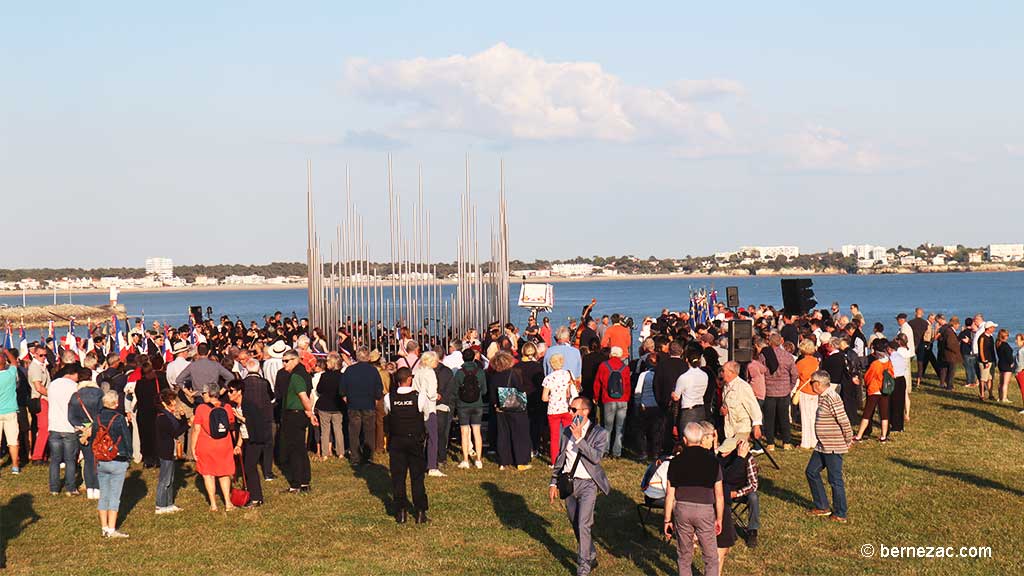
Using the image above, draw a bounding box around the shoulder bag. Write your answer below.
[556,425,594,499]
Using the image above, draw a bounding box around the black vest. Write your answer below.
[388,389,424,438]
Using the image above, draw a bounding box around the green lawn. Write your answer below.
[2,374,1021,575]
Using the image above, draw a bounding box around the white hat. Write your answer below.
[268,340,290,358]
[171,341,189,355]
[984,321,999,330]
[610,346,624,358]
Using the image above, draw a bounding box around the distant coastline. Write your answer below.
[4,266,1022,300]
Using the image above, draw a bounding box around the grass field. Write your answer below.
[2,373,1022,576]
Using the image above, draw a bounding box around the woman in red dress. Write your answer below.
[190,386,241,511]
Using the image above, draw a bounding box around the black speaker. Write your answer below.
[189,306,203,322]
[781,278,816,316]
[728,319,754,363]
[726,286,740,308]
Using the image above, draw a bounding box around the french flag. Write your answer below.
[19,324,29,361]
[48,320,56,354]
[2,322,12,350]
[66,318,78,353]
[112,314,123,354]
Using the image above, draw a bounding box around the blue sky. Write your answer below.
[3,2,1022,268]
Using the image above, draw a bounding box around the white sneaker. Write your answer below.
[457,461,471,469]
[1018,409,1024,415]
[88,489,100,500]
[427,469,447,478]
[108,530,130,539]
[167,505,183,513]
[155,507,171,515]
[474,460,483,469]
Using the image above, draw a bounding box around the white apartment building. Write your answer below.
[987,244,1024,262]
[145,257,174,279]
[740,246,800,260]
[551,263,595,276]
[841,244,887,261]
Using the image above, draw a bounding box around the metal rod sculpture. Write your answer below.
[304,156,510,355]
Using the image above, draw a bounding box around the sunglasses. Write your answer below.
[568,407,581,413]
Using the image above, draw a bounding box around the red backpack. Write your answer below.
[93,413,123,462]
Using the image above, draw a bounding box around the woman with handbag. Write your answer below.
[854,339,894,443]
[190,385,240,511]
[489,351,532,470]
[542,353,578,466]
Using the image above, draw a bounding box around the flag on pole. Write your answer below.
[188,312,197,345]
[2,322,12,350]
[19,324,29,360]
[48,320,56,354]
[112,314,123,354]
[67,318,78,353]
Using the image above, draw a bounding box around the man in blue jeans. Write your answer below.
[47,369,82,495]
[593,347,631,458]
[805,370,853,522]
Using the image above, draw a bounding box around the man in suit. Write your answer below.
[548,397,609,576]
[654,340,687,451]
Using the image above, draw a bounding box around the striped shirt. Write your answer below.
[814,389,852,454]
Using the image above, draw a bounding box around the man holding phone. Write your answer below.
[548,397,609,576]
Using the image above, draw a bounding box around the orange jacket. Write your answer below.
[864,357,894,395]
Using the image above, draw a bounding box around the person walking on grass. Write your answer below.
[455,349,487,469]
[384,367,429,524]
[805,370,852,523]
[548,397,609,576]
[663,421,723,576]
[854,340,894,443]
[96,390,133,538]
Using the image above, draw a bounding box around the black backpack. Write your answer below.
[605,362,626,399]
[207,404,231,440]
[458,365,481,404]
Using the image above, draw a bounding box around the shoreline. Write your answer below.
[3,266,1022,299]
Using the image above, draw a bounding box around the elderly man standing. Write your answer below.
[720,361,763,442]
[544,327,583,380]
[340,347,384,467]
[279,350,318,493]
[664,421,724,576]
[760,334,797,451]
[175,343,234,403]
[806,370,853,523]
[548,397,609,576]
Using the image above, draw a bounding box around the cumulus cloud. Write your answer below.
[344,43,741,146]
[784,125,881,172]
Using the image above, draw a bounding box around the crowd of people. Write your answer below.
[0,301,1020,574]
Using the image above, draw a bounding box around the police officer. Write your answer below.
[384,367,429,524]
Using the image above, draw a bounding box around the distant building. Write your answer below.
[987,244,1024,262]
[551,263,595,276]
[513,269,552,278]
[145,257,174,279]
[841,244,887,262]
[943,245,959,254]
[968,252,984,264]
[739,246,800,260]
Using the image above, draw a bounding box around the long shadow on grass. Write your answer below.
[758,477,814,510]
[890,457,1024,497]
[591,489,677,575]
[119,469,148,527]
[353,462,393,515]
[938,403,1024,432]
[1,494,42,569]
[480,482,576,573]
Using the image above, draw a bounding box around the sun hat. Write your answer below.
[268,340,289,358]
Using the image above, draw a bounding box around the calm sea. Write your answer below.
[4,271,1023,339]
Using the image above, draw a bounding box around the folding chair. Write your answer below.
[636,496,665,529]
[731,495,750,533]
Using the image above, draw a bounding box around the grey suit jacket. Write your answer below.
[549,423,611,495]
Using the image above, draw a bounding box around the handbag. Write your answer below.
[556,426,594,499]
[790,380,802,406]
[230,454,251,507]
[881,370,896,396]
[497,370,527,413]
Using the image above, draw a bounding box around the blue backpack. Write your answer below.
[604,362,626,399]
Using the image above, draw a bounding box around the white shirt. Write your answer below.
[561,420,592,480]
[262,357,284,387]
[674,367,708,409]
[442,351,464,372]
[891,347,914,378]
[898,322,916,356]
[47,377,78,433]
[166,357,190,390]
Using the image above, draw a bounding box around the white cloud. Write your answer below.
[344,43,740,146]
[784,125,881,172]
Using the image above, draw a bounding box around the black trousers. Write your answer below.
[280,410,311,488]
[635,405,663,457]
[840,382,860,428]
[242,440,266,503]
[527,390,546,454]
[496,411,532,466]
[889,377,907,432]
[762,396,792,446]
[389,434,428,512]
[916,344,939,380]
